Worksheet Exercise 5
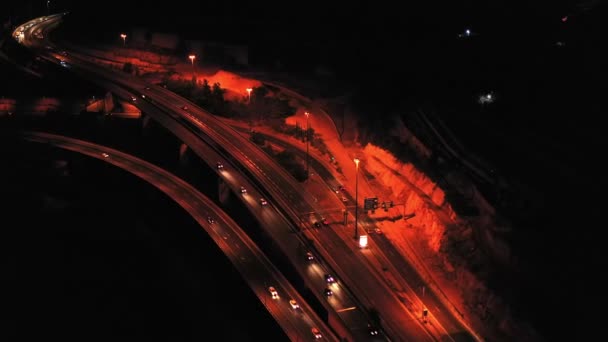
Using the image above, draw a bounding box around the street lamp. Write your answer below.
[120,33,126,46]
[305,111,310,179]
[189,54,196,68]
[246,88,252,103]
[46,1,50,15]
[354,158,360,240]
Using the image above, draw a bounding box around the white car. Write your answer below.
[268,286,279,299]
[289,299,299,310]
[259,198,268,206]
[311,327,322,339]
[240,186,247,194]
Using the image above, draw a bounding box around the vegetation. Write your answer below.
[164,77,228,115]
[249,131,308,182]
[230,86,296,120]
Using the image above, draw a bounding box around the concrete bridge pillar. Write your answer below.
[218,177,231,205]
[141,113,152,131]
[178,143,190,167]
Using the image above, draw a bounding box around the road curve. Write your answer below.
[21,131,339,342]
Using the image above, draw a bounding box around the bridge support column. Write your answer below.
[218,178,231,205]
[178,143,190,167]
[141,113,152,131]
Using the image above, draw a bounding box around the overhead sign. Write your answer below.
[364,197,378,210]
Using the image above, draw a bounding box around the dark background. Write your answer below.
[3,1,602,340]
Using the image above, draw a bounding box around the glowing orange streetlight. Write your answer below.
[246,88,252,103]
[354,158,360,240]
[188,54,196,67]
[120,33,127,46]
[305,111,310,179]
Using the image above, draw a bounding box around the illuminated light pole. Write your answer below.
[189,54,196,73]
[120,33,126,46]
[246,88,252,103]
[354,158,360,240]
[305,111,310,179]
[46,1,50,15]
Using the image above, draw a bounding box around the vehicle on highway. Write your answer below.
[323,288,333,297]
[240,186,247,194]
[268,286,279,299]
[181,105,188,110]
[259,198,268,206]
[216,161,224,170]
[324,274,335,284]
[101,153,109,158]
[140,94,146,99]
[207,216,215,224]
[289,299,299,310]
[342,196,348,202]
[311,327,322,339]
[368,324,379,336]
[130,96,137,102]
[305,252,314,261]
[321,217,329,226]
[374,227,382,235]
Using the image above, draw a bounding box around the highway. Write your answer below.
[21,131,338,342]
[234,125,481,341]
[15,15,385,341]
[16,14,479,341]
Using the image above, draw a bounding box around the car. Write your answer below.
[140,94,146,99]
[130,96,137,102]
[342,196,348,202]
[311,327,322,339]
[216,162,224,170]
[374,227,382,235]
[259,198,268,206]
[324,274,335,284]
[305,252,314,261]
[323,288,333,297]
[331,186,340,194]
[368,324,379,336]
[240,186,247,194]
[313,221,321,228]
[289,299,299,309]
[268,286,279,299]
[101,153,109,158]
[182,105,189,110]
[207,216,215,224]
[321,218,329,226]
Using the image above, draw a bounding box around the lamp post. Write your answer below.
[120,33,126,46]
[246,88,252,104]
[188,54,196,69]
[354,158,360,240]
[46,1,50,15]
[305,111,310,179]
